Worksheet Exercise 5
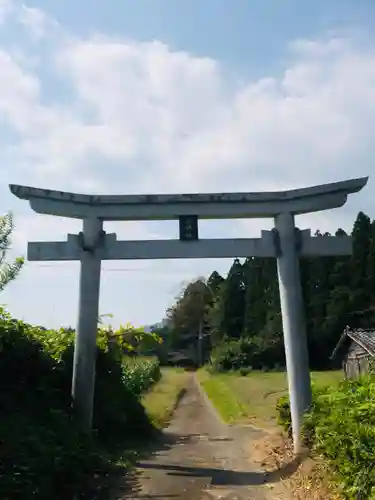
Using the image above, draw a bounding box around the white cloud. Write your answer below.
[18,5,59,41]
[1,11,374,195]
[52,34,374,192]
[0,0,13,23]
[0,49,42,132]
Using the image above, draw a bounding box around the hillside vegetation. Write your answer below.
[0,307,164,499]
[162,210,375,372]
[277,374,375,500]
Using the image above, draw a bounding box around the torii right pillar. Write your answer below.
[275,212,311,454]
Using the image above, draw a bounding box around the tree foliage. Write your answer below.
[277,377,375,500]
[0,307,161,498]
[165,278,214,362]
[0,212,24,292]
[164,211,375,371]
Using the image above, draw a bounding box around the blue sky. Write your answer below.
[1,0,375,329]
[29,1,375,68]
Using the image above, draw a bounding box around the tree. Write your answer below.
[166,277,212,359]
[0,213,24,292]
[164,210,375,371]
[300,231,336,362]
[322,230,352,342]
[365,220,375,324]
[206,271,225,299]
[243,257,264,335]
[213,259,245,339]
[167,278,209,335]
[243,257,280,337]
[349,212,371,328]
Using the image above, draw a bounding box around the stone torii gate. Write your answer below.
[10,176,368,454]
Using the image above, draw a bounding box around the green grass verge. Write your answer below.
[142,367,190,429]
[197,369,342,429]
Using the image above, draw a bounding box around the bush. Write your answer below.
[210,338,250,372]
[0,307,161,499]
[122,356,161,395]
[209,336,285,372]
[276,377,375,499]
[276,393,292,435]
[239,366,252,376]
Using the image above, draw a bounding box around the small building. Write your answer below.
[330,326,375,379]
[167,350,196,368]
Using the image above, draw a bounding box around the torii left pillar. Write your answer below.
[71,218,103,431]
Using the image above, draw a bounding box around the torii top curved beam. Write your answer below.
[9,177,368,221]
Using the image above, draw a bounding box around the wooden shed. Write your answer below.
[330,326,375,379]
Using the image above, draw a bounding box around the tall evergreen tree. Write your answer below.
[164,211,375,371]
[314,230,351,365]
[366,220,375,324]
[350,212,371,328]
[243,257,264,335]
[206,271,225,300]
[243,257,279,336]
[214,259,245,338]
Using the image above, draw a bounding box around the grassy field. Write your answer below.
[142,367,190,429]
[197,369,342,429]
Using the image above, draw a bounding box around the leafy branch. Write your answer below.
[0,212,24,292]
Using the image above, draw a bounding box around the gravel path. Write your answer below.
[119,372,278,500]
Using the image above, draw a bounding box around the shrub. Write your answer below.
[276,377,375,499]
[209,336,285,372]
[239,366,252,376]
[210,338,250,372]
[0,307,161,499]
[276,393,292,435]
[121,356,161,396]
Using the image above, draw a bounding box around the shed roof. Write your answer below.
[330,326,375,360]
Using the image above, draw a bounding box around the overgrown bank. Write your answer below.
[0,307,181,499]
[198,368,375,499]
[277,375,375,500]
[197,369,342,428]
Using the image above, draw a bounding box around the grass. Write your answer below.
[142,367,190,429]
[197,369,344,500]
[197,369,342,429]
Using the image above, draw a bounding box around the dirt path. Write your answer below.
[118,372,286,500]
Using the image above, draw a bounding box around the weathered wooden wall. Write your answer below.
[343,341,372,379]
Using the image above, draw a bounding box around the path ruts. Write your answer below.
[119,372,278,500]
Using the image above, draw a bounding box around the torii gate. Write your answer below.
[10,176,368,454]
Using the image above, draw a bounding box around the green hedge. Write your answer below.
[276,378,375,499]
[0,308,161,499]
[209,336,285,372]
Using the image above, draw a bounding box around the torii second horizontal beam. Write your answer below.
[27,232,352,261]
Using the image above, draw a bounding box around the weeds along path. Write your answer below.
[119,372,277,500]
